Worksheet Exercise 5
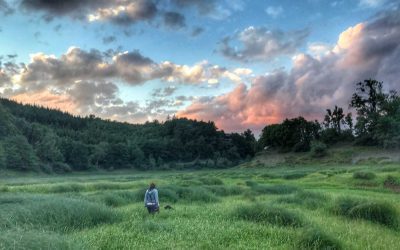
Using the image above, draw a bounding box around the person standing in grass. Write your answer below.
[144,182,159,214]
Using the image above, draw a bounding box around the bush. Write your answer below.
[297,227,342,250]
[234,204,303,227]
[311,141,328,158]
[52,162,72,173]
[252,184,299,195]
[332,197,399,228]
[352,171,376,180]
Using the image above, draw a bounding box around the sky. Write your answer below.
[0,0,399,135]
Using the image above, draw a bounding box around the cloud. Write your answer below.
[152,86,177,97]
[171,0,217,15]
[265,6,283,18]
[359,0,385,8]
[219,26,309,62]
[1,46,252,124]
[87,0,158,25]
[17,0,239,32]
[163,11,186,29]
[179,8,400,133]
[102,35,117,44]
[191,26,204,37]
[0,0,14,15]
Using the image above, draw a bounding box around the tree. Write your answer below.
[350,79,386,143]
[3,135,39,171]
[259,117,320,152]
[324,106,345,133]
[0,143,5,169]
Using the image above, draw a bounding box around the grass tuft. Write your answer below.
[199,177,224,185]
[0,194,119,232]
[252,184,299,195]
[234,204,303,227]
[352,171,376,180]
[297,227,342,250]
[332,197,399,229]
[278,191,328,209]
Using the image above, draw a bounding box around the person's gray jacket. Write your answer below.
[144,188,159,206]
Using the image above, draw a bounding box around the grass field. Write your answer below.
[1,160,400,249]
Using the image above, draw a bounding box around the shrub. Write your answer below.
[352,171,376,180]
[252,184,299,195]
[234,204,303,227]
[52,162,72,173]
[311,141,328,158]
[297,227,342,250]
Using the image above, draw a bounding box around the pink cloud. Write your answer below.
[178,10,400,134]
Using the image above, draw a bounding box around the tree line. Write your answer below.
[0,79,398,173]
[0,98,256,172]
[259,79,400,154]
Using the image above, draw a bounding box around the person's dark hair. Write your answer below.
[149,182,156,190]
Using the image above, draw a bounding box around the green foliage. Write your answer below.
[0,98,255,172]
[332,197,399,228]
[0,142,5,169]
[350,80,400,147]
[3,135,39,171]
[259,117,321,152]
[311,141,328,158]
[234,204,303,227]
[297,227,342,250]
[352,171,376,180]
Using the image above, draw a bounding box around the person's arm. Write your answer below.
[144,190,148,205]
[155,189,159,206]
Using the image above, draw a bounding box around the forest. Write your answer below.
[0,79,399,173]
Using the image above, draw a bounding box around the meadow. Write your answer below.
[1,161,400,250]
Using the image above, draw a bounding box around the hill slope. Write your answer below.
[0,98,256,173]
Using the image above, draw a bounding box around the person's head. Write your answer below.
[149,182,156,190]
